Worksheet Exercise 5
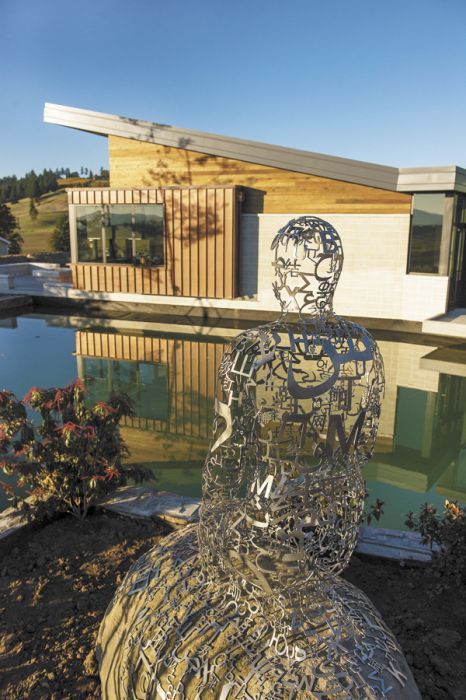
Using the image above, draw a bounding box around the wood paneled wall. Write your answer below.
[76,330,226,438]
[108,135,411,215]
[69,185,240,299]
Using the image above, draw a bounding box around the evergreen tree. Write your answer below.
[10,183,19,203]
[29,197,38,220]
[0,203,23,253]
[50,214,70,252]
[25,171,40,201]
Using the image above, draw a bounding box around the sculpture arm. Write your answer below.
[201,332,260,504]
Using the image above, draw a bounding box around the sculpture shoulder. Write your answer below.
[224,323,279,355]
[222,316,382,366]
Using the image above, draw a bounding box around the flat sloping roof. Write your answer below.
[43,103,466,193]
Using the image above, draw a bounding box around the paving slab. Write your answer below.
[357,525,437,562]
[423,308,466,339]
[0,505,28,541]
[98,486,201,526]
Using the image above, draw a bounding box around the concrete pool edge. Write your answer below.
[0,294,33,313]
[0,486,437,563]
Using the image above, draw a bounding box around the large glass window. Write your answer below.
[76,204,164,265]
[407,193,444,273]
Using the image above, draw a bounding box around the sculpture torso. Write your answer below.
[200,312,384,603]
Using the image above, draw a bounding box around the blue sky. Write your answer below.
[1,0,465,178]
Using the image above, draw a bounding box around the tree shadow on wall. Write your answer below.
[116,121,263,298]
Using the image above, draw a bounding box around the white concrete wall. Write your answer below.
[0,262,64,275]
[239,213,449,322]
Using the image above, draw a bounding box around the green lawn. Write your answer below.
[9,190,68,254]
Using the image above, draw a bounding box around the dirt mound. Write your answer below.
[345,554,466,700]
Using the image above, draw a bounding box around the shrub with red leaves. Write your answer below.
[0,381,152,520]
[406,500,466,593]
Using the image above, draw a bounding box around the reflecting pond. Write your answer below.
[1,311,466,530]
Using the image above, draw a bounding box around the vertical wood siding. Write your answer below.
[76,330,226,438]
[69,186,240,299]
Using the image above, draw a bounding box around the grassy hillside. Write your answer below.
[9,190,68,254]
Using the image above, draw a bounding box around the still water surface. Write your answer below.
[1,311,465,530]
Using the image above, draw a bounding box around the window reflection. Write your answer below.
[407,193,444,273]
[106,205,133,262]
[75,204,164,265]
[83,358,168,421]
[77,206,104,262]
[133,206,164,265]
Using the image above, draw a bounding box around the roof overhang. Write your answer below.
[397,165,466,194]
[44,103,465,194]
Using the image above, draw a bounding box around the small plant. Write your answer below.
[133,253,163,267]
[406,500,466,593]
[0,380,152,521]
[365,497,385,526]
[361,489,385,526]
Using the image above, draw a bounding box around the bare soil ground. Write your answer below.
[345,555,466,700]
[0,513,464,700]
[0,512,170,699]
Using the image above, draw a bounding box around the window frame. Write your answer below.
[406,192,455,277]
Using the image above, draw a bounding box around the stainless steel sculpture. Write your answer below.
[97,216,421,698]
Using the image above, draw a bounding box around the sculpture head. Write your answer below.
[271,216,344,316]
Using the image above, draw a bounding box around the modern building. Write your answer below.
[44,103,466,325]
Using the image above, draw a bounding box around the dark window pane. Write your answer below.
[134,205,164,266]
[455,194,466,225]
[106,205,133,263]
[76,206,103,262]
[408,194,444,273]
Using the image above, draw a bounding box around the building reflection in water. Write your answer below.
[74,326,466,527]
[75,328,226,497]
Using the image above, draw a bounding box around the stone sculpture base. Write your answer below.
[97,526,420,699]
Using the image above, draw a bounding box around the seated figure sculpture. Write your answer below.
[97,217,421,699]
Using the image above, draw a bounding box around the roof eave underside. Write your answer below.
[44,103,400,191]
